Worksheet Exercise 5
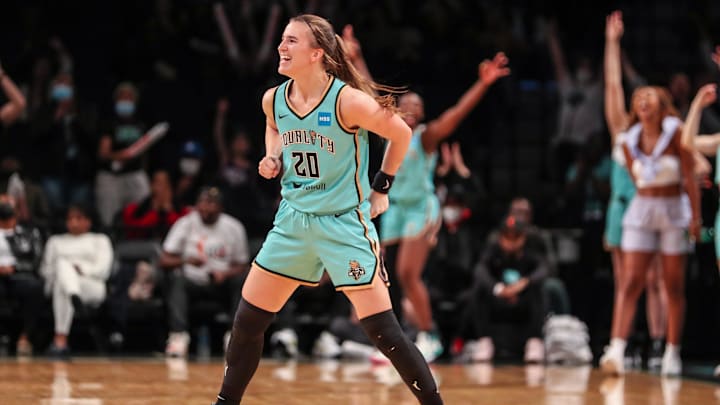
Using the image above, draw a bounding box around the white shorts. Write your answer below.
[621,195,690,255]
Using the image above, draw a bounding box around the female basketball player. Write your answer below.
[343,25,510,361]
[212,15,443,405]
[600,11,700,376]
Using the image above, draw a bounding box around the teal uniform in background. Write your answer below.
[605,142,636,248]
[254,77,385,290]
[380,126,440,244]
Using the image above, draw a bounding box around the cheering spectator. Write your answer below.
[121,169,189,240]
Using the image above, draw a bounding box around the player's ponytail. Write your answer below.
[291,14,402,110]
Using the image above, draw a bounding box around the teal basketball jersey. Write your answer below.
[388,127,437,204]
[273,77,371,215]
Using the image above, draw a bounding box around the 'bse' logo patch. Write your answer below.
[318,112,332,126]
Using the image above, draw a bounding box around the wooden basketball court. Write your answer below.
[0,358,717,404]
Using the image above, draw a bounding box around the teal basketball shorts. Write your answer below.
[254,199,387,290]
[379,196,440,244]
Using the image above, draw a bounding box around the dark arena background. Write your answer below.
[0,0,720,403]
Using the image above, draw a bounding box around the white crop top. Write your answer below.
[631,155,681,188]
[622,116,682,189]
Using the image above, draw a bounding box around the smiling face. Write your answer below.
[277,20,323,78]
[398,92,425,129]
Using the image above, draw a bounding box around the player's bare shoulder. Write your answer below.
[262,87,279,114]
[338,85,378,128]
[262,86,280,127]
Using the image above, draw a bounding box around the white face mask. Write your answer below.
[442,206,462,224]
[180,158,201,176]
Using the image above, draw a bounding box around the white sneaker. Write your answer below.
[599,344,625,376]
[471,337,494,363]
[457,339,478,363]
[714,364,720,377]
[415,331,443,363]
[660,348,682,377]
[165,331,190,357]
[340,340,375,359]
[270,328,299,358]
[524,338,545,363]
[312,331,342,358]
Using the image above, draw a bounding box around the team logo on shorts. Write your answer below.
[348,260,366,281]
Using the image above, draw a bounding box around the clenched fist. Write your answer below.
[259,156,282,179]
[369,191,389,218]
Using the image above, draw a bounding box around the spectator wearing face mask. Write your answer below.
[461,215,548,363]
[175,140,206,207]
[30,72,98,219]
[428,143,485,292]
[545,19,604,182]
[95,82,152,228]
[505,197,569,315]
[213,99,271,235]
[0,194,45,356]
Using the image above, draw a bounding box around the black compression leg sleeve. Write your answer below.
[215,299,276,405]
[360,310,443,405]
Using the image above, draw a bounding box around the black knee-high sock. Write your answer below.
[215,299,276,405]
[360,310,443,405]
[383,243,404,323]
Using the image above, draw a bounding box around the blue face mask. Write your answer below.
[115,100,136,117]
[51,84,73,101]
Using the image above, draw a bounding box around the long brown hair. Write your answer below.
[626,86,680,130]
[291,14,402,109]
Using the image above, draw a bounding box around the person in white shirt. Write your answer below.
[41,204,113,357]
[160,187,249,357]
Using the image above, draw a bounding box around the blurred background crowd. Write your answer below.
[0,0,719,367]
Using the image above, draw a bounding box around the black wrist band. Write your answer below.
[371,171,395,194]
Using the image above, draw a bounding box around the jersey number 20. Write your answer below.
[291,151,320,178]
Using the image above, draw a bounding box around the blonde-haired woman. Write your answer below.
[212,15,443,405]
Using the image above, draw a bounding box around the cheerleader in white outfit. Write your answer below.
[600,11,700,377]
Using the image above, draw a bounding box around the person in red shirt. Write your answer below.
[122,169,189,240]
